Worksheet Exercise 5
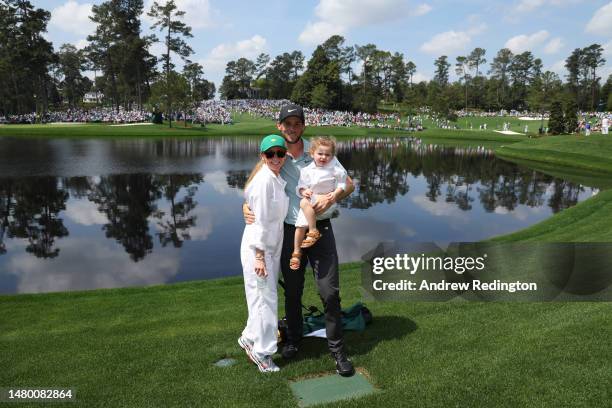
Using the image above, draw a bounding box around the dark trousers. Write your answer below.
[280,219,344,353]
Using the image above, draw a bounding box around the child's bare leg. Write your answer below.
[300,197,318,233]
[291,227,306,270]
[294,227,306,255]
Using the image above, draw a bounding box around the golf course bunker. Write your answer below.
[289,370,376,407]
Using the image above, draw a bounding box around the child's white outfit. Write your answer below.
[240,164,289,358]
[295,157,347,227]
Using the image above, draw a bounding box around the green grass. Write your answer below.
[490,188,612,242]
[378,102,548,133]
[2,264,611,407]
[497,134,612,174]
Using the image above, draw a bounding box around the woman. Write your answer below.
[238,135,289,373]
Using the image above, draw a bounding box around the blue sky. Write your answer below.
[39,0,612,89]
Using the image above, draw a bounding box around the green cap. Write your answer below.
[260,134,287,152]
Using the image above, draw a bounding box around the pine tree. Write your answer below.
[564,102,578,134]
[548,101,565,135]
[148,0,193,127]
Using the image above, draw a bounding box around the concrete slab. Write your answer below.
[289,371,376,407]
[214,358,237,367]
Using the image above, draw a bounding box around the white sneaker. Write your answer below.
[251,353,280,373]
[238,336,253,354]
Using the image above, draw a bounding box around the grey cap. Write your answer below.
[278,104,305,124]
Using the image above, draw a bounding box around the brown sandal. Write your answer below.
[289,252,302,270]
[300,230,321,248]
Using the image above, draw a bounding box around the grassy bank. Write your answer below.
[490,188,612,242]
[2,263,611,408]
[497,134,612,174]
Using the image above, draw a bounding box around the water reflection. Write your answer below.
[0,136,597,294]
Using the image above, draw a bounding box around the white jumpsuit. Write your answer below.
[240,164,289,357]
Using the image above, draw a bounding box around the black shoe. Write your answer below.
[332,351,355,377]
[281,343,299,360]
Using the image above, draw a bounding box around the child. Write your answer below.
[290,136,347,270]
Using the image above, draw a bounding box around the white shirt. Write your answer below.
[296,157,347,198]
[243,164,289,252]
[603,117,609,127]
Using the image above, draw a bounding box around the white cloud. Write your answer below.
[543,37,564,54]
[586,2,612,36]
[199,35,267,75]
[411,3,432,16]
[549,59,567,77]
[298,21,346,46]
[74,39,89,50]
[504,30,549,53]
[299,0,429,45]
[50,1,94,36]
[603,39,612,57]
[515,0,546,13]
[420,30,472,55]
[65,199,108,226]
[419,21,486,55]
[143,0,216,30]
[205,171,244,196]
[6,238,180,293]
[149,42,167,59]
[411,195,469,221]
[198,35,267,92]
[515,0,579,13]
[411,72,431,83]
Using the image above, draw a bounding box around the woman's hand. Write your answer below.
[243,203,255,225]
[254,258,267,277]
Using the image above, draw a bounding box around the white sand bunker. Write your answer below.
[518,117,541,121]
[494,130,524,135]
[110,122,154,127]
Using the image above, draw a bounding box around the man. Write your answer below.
[243,103,356,376]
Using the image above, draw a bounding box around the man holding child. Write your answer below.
[243,104,355,376]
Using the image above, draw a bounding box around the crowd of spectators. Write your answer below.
[194,101,233,124]
[196,99,406,129]
[3,101,609,135]
[0,108,151,124]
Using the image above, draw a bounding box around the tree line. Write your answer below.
[221,35,611,116]
[0,0,214,124]
[1,0,610,119]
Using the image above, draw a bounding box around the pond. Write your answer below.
[0,136,597,294]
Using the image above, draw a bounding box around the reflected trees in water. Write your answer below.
[89,174,161,261]
[0,177,68,258]
[337,144,585,213]
[154,174,203,248]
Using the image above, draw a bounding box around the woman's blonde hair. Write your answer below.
[309,136,337,156]
[245,158,264,189]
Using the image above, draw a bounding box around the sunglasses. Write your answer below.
[264,150,286,159]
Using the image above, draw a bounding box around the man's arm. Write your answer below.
[312,176,354,213]
[243,202,255,224]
